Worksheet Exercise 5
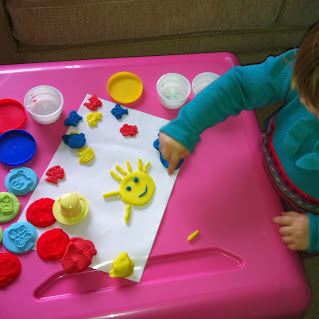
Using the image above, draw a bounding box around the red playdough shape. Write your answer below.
[37,229,70,260]
[120,124,138,137]
[84,94,102,111]
[61,237,97,274]
[26,198,56,228]
[0,252,21,288]
[45,165,65,184]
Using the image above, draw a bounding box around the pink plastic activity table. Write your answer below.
[0,53,310,319]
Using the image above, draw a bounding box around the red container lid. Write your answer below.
[0,99,26,134]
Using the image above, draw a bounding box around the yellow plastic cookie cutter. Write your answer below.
[107,72,143,104]
[53,192,89,225]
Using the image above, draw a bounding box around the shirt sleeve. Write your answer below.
[306,212,319,252]
[160,49,297,153]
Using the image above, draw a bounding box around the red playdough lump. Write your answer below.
[61,237,97,274]
[37,229,70,260]
[26,198,56,228]
[0,252,21,288]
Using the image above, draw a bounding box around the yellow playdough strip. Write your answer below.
[116,165,127,176]
[125,205,131,224]
[126,161,132,173]
[103,191,120,198]
[143,162,150,173]
[187,230,199,241]
[138,158,142,171]
[110,170,122,181]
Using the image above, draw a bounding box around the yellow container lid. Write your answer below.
[107,72,143,104]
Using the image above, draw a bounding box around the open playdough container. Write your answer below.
[156,73,191,109]
[24,85,64,124]
[192,72,220,97]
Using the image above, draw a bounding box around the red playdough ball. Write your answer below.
[37,229,70,260]
[61,237,97,274]
[0,252,21,288]
[26,198,56,228]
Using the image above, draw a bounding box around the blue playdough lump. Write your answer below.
[64,110,83,127]
[111,104,128,120]
[153,136,184,170]
[62,133,86,148]
[5,167,38,195]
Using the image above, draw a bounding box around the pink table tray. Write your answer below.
[0,53,310,319]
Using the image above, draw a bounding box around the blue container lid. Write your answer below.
[0,129,36,166]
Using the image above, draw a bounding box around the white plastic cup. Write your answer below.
[156,73,191,109]
[192,72,220,97]
[24,85,64,124]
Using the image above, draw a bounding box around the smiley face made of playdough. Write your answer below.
[119,171,155,206]
[103,158,155,224]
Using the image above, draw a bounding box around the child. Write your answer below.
[159,21,319,253]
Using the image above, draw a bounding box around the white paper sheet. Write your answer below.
[19,94,178,282]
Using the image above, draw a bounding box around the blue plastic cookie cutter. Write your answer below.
[153,135,184,170]
[5,167,38,195]
[3,221,37,254]
[64,110,83,127]
[0,129,36,166]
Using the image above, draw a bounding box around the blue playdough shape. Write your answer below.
[5,167,38,195]
[3,221,37,254]
[153,137,184,170]
[0,129,36,166]
[62,133,86,148]
[64,110,83,127]
[111,104,128,120]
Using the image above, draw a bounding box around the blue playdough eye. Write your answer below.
[126,186,131,191]
[134,177,139,182]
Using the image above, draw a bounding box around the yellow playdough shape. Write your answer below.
[109,252,134,278]
[187,230,199,241]
[78,147,95,164]
[87,112,102,127]
[103,159,155,224]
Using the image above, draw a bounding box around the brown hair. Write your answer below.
[292,21,319,110]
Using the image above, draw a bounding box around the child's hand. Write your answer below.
[159,132,190,175]
[272,211,310,251]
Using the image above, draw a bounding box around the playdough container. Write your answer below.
[192,72,220,97]
[24,85,63,124]
[156,73,191,109]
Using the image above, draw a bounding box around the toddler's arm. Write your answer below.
[159,50,297,171]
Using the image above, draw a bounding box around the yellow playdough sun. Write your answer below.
[103,158,155,224]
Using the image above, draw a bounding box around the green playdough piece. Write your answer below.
[0,192,21,223]
[0,227,2,243]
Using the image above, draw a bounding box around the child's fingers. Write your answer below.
[278,226,292,236]
[168,154,179,175]
[281,235,294,244]
[272,215,293,226]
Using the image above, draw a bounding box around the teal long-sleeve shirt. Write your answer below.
[160,49,319,252]
[160,49,295,153]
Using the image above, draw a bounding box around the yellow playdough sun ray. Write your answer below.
[103,159,155,224]
[116,165,127,176]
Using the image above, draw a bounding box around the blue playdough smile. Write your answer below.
[139,185,148,197]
